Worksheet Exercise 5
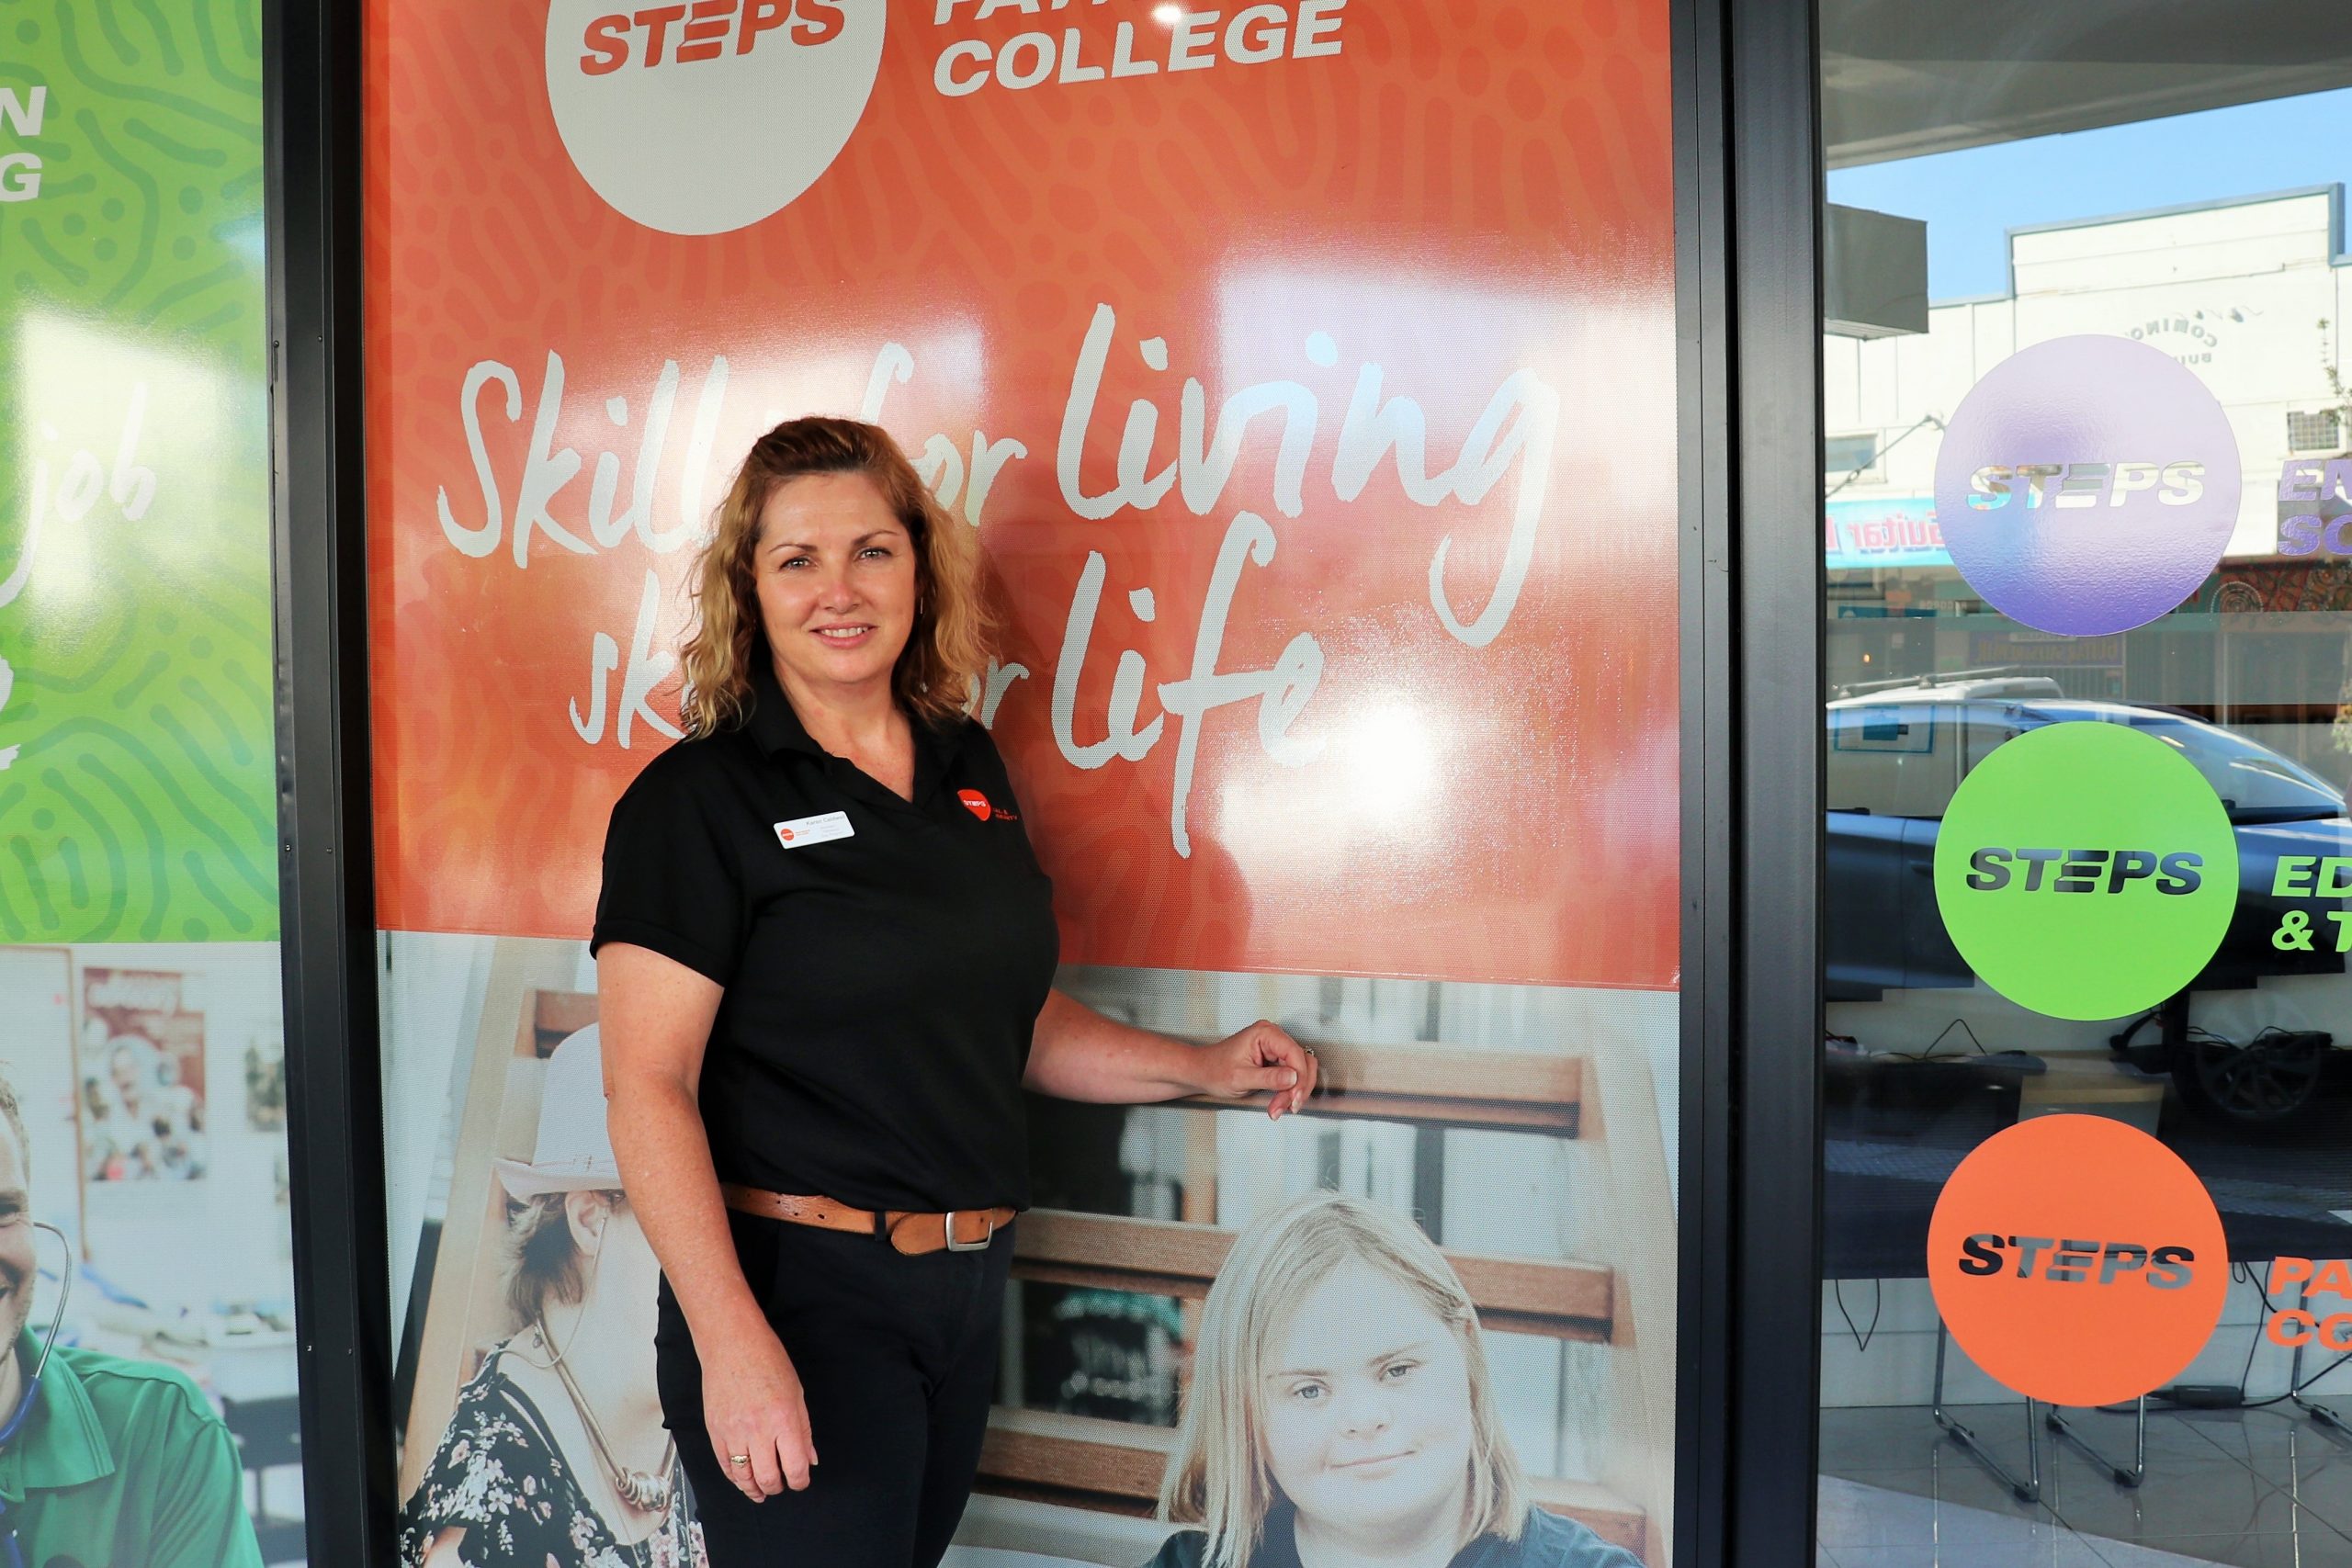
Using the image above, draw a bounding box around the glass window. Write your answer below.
[1819,19,2352,1566]
[2105,710,2344,823]
[2287,409,2341,455]
[367,2,1685,1564]
[0,3,303,1562]
[1828,432,1883,479]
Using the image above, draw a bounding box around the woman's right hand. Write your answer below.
[699,1318,819,1500]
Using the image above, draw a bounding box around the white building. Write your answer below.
[1822,186,2352,784]
[1827,183,2352,562]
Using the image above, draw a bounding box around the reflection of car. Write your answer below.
[1825,678,2352,1120]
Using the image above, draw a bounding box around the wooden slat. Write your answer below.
[534,990,599,1053]
[1176,1043,1580,1134]
[978,1406,1171,1511]
[977,1408,1647,1560]
[1011,1211,1614,1342]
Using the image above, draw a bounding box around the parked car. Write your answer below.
[1826,678,2352,1120]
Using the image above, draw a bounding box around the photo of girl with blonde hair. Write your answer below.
[1151,1193,1640,1568]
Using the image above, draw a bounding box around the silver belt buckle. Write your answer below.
[944,1210,994,1252]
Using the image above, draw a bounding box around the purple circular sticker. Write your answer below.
[1934,334,2241,637]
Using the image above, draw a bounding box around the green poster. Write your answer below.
[0,0,277,942]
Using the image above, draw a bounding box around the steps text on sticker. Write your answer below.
[1966,462,2205,511]
[2265,1258,2352,1349]
[1962,848,2203,896]
[1956,1235,2198,1288]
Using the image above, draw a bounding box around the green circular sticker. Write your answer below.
[1934,722,2238,1021]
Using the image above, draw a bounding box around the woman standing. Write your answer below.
[594,417,1319,1568]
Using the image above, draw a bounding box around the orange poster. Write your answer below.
[364,0,1678,988]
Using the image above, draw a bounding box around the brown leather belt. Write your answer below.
[720,1183,1014,1256]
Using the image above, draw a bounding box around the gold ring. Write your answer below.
[730,1455,751,1466]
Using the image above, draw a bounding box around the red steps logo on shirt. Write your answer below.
[957,788,1014,823]
[546,0,884,235]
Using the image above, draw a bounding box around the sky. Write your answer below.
[1826,86,2352,302]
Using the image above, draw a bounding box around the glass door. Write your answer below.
[1816,11,2352,1564]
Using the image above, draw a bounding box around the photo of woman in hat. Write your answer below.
[399,1026,707,1568]
[1151,1192,1640,1568]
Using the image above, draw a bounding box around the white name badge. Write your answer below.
[774,812,854,849]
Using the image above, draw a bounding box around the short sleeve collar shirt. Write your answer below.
[593,661,1059,1213]
[0,1331,266,1568]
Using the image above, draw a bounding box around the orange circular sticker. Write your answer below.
[1928,1114,2227,1408]
[957,789,993,822]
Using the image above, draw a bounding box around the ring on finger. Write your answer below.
[730,1454,752,1466]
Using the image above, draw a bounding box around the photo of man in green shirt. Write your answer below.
[0,1070,263,1568]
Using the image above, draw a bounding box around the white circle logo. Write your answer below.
[545,1,886,236]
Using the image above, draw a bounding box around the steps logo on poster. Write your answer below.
[546,1,884,235]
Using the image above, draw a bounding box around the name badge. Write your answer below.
[774,812,854,849]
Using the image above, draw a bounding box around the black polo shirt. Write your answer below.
[591,661,1059,1214]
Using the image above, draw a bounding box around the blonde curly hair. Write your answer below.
[678,417,992,736]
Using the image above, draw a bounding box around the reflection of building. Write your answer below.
[1817,190,2352,1439]
[1826,186,2352,787]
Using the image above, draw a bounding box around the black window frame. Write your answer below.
[1679,0,1828,1562]
[265,0,396,1562]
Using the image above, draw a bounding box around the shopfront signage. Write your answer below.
[1933,334,2241,637]
[2266,1258,2352,1349]
[0,28,277,943]
[2275,455,2352,557]
[1824,496,1948,570]
[2126,311,2227,368]
[379,6,1678,1561]
[546,0,884,235]
[0,86,44,201]
[1963,629,2122,671]
[1930,1114,2228,1408]
[368,0,1680,988]
[933,0,1350,93]
[1932,721,2236,1021]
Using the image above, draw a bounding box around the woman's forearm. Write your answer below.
[599,942,768,1343]
[1022,988,1208,1102]
[608,1074,769,1343]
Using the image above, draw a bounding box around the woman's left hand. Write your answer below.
[1193,1020,1320,1119]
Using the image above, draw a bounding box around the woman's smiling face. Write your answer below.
[1259,1258,1476,1541]
[752,470,918,700]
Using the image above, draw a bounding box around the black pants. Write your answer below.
[656,1209,1013,1568]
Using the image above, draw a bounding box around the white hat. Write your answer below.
[491,1025,621,1200]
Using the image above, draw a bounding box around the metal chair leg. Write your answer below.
[2290,1292,2351,1437]
[2044,1397,2145,1487]
[1933,1320,2042,1504]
